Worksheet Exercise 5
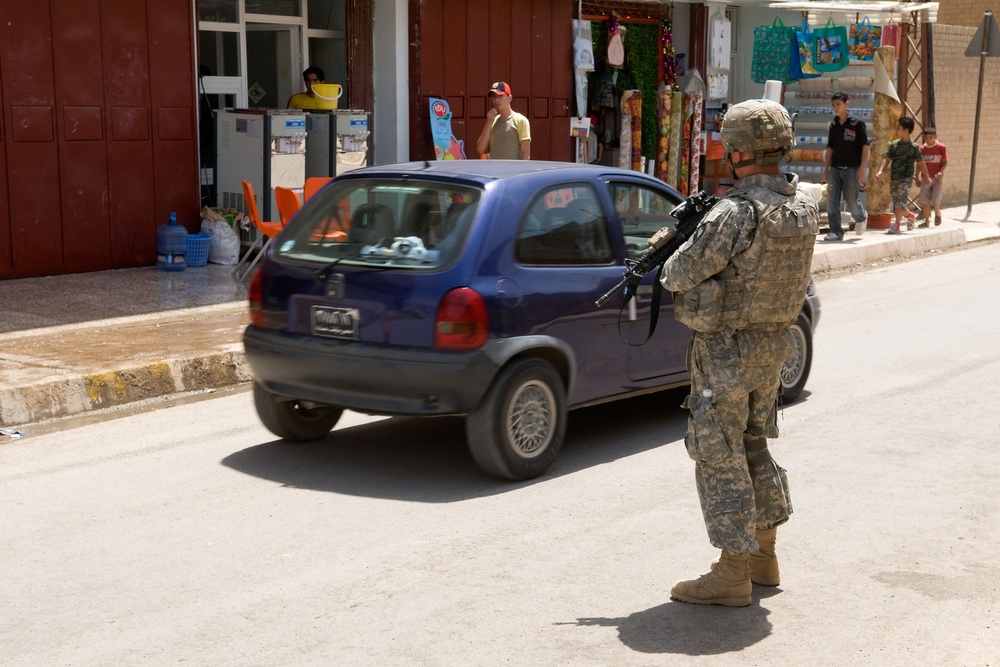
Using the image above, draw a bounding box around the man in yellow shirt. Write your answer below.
[287,67,326,110]
[476,81,531,159]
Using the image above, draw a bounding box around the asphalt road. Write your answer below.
[2,244,999,666]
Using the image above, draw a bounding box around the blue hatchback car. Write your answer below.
[244,160,819,480]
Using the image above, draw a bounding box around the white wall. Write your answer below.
[372,0,409,165]
[730,2,800,103]
[673,0,799,104]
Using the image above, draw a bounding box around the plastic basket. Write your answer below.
[186,232,211,267]
[311,83,342,109]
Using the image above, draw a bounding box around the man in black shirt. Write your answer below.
[822,92,869,240]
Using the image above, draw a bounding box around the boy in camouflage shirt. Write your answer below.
[875,117,930,235]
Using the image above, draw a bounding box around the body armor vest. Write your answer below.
[676,184,818,333]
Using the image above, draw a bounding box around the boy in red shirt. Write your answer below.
[918,127,948,227]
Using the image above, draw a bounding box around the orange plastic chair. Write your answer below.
[234,180,285,281]
[274,186,302,224]
[304,176,334,201]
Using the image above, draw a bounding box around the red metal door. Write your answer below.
[0,1,63,276]
[408,0,574,162]
[0,0,199,279]
[0,57,9,274]
[53,0,113,273]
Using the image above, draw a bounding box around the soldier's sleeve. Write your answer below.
[659,197,741,294]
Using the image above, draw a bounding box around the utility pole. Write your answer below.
[964,9,1000,219]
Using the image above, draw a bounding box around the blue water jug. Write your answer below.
[156,212,187,272]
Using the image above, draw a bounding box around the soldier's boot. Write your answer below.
[748,527,780,586]
[670,551,752,607]
[709,527,780,586]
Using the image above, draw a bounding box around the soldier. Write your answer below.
[660,99,819,607]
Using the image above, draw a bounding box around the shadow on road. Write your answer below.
[221,388,690,502]
[563,588,780,655]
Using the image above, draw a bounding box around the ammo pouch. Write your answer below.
[675,278,724,331]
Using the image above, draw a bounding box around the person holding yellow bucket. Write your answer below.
[287,67,342,110]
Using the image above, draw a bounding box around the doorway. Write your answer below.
[246,24,301,108]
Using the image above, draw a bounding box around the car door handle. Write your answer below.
[635,285,653,300]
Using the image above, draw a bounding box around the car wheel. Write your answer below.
[780,312,813,403]
[465,358,567,481]
[253,382,343,442]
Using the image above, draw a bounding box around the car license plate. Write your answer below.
[311,305,359,340]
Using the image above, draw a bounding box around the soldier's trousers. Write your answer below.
[682,330,793,555]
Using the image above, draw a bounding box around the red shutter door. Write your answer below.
[53,0,113,272]
[0,1,64,276]
[0,0,198,278]
[409,0,573,162]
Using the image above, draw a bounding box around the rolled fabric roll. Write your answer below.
[867,46,902,215]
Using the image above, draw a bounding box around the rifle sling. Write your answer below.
[619,264,665,347]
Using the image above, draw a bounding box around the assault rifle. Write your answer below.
[595,190,719,308]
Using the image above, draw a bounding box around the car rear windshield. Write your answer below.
[274,178,482,269]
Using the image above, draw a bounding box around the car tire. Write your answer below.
[253,382,343,442]
[780,312,813,403]
[465,358,567,481]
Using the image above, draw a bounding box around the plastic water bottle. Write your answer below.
[697,388,713,411]
[156,212,187,272]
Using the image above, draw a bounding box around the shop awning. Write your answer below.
[767,1,939,24]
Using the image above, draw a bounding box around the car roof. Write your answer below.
[341,160,682,194]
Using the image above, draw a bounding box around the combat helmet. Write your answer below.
[721,99,794,169]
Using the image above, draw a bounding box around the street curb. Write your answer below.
[811,228,968,274]
[0,349,251,426]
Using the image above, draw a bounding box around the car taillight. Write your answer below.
[248,268,265,327]
[435,287,488,350]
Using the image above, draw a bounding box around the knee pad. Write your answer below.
[745,438,774,469]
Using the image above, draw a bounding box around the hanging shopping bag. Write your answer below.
[751,16,796,84]
[792,18,822,79]
[813,18,849,72]
[881,17,901,59]
[849,16,881,62]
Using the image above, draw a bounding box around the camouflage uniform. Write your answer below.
[660,172,818,555]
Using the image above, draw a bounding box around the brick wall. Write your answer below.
[931,24,1000,205]
[938,3,993,28]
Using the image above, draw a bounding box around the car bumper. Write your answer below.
[243,326,502,416]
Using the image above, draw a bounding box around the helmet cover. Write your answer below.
[721,99,794,168]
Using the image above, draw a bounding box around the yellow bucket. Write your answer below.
[311,83,342,109]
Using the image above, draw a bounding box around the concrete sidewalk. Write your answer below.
[1,265,251,427]
[2,201,998,429]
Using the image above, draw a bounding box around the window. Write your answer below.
[309,0,345,30]
[611,183,681,258]
[516,184,613,265]
[199,30,241,77]
[245,0,301,17]
[199,0,238,23]
[276,179,481,269]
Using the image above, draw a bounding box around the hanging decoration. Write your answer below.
[608,13,625,86]
[661,18,678,90]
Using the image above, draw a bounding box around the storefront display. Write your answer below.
[586,7,672,171]
[785,79,873,183]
